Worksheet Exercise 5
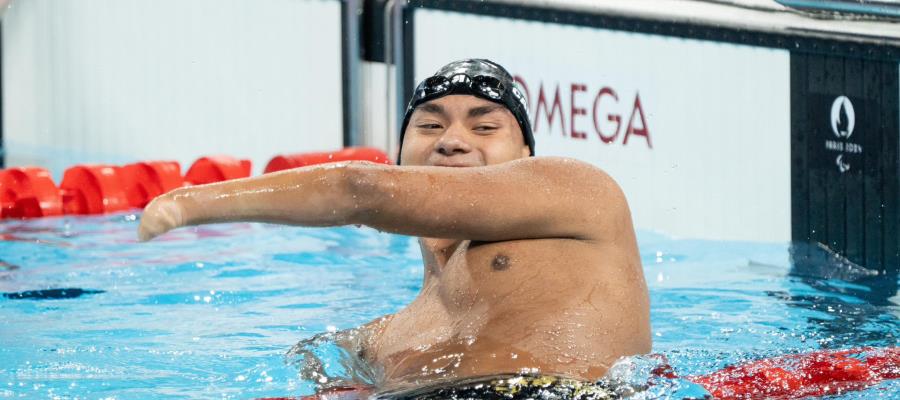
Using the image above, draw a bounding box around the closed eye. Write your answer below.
[417,123,443,130]
[473,125,498,133]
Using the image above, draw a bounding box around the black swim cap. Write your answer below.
[398,59,535,161]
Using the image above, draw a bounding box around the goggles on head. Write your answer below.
[400,72,534,160]
[417,74,506,102]
[409,73,528,115]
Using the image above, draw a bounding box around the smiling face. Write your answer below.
[400,95,531,167]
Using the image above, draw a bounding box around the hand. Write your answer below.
[138,192,185,241]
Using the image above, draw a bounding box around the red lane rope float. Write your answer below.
[264,147,391,174]
[0,163,179,217]
[60,165,131,215]
[256,347,900,400]
[0,148,394,219]
[0,167,63,218]
[184,156,252,185]
[119,161,183,208]
[689,346,900,399]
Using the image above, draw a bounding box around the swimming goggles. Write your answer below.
[409,73,527,114]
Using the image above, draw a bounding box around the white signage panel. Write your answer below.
[414,9,791,242]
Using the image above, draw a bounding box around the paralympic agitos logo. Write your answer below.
[824,95,861,174]
[513,75,652,148]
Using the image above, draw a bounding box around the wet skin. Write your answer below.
[138,95,650,389]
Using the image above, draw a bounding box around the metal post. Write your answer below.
[342,0,363,147]
[387,0,408,159]
[1,23,4,169]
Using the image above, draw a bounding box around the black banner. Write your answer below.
[791,53,899,296]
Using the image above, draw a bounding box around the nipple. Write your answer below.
[491,254,511,271]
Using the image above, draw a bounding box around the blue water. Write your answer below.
[0,213,898,399]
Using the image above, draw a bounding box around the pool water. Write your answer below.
[0,213,898,399]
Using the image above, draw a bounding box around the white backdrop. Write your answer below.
[414,9,792,242]
[3,0,344,178]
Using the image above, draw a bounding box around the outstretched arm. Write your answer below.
[138,157,632,243]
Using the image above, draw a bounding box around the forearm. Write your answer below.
[139,162,365,241]
[177,162,358,226]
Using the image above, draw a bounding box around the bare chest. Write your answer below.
[423,239,598,312]
[371,238,649,383]
[380,238,596,349]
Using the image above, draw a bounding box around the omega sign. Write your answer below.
[512,75,652,149]
[824,95,862,173]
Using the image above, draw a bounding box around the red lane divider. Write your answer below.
[256,347,900,400]
[690,346,900,399]
[0,147,390,219]
[0,167,63,218]
[185,156,252,185]
[265,147,391,173]
[59,165,132,215]
[120,161,183,208]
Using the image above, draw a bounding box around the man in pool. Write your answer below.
[139,59,650,398]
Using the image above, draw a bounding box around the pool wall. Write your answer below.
[2,0,899,266]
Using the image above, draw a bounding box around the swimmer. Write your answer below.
[139,59,650,397]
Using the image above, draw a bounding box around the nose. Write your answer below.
[434,124,472,156]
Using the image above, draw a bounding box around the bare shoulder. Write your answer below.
[513,157,623,190]
[486,156,629,207]
[516,157,632,234]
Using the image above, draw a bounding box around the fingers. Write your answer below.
[138,194,185,241]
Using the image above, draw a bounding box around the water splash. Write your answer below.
[600,355,711,399]
[285,327,381,392]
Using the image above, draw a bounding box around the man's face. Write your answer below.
[400,95,530,167]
